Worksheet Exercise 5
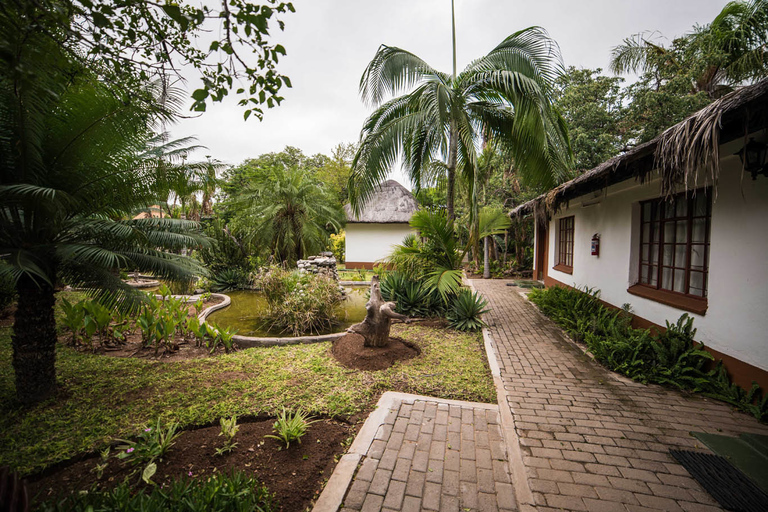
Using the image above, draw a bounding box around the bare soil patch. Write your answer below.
[332,332,420,371]
[28,417,353,512]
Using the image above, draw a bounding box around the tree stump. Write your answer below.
[347,275,408,347]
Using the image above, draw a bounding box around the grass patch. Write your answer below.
[0,297,494,475]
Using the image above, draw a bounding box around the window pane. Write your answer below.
[650,244,659,264]
[649,266,658,286]
[690,245,706,270]
[643,202,651,219]
[640,265,650,284]
[692,218,707,243]
[663,245,674,266]
[642,223,650,243]
[652,222,660,242]
[662,267,673,290]
[674,269,686,293]
[675,197,688,217]
[665,201,675,218]
[664,222,676,243]
[641,244,650,263]
[675,245,687,267]
[690,271,705,297]
[675,221,687,243]
[693,193,707,217]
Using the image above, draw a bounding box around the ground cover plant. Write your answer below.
[0,293,495,476]
[528,285,768,421]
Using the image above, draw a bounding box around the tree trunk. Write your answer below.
[446,121,458,222]
[12,276,58,404]
[347,276,407,347]
[483,237,491,279]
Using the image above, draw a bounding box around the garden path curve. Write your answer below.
[473,279,768,512]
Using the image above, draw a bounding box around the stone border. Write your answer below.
[197,293,347,348]
[338,281,372,287]
[465,278,535,511]
[311,391,499,512]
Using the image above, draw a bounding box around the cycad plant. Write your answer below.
[0,26,206,403]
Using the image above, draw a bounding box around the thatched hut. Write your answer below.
[510,78,768,391]
[343,180,418,268]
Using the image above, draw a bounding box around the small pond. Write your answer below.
[207,287,368,337]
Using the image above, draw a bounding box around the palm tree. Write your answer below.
[232,167,344,265]
[1,28,206,403]
[610,0,768,97]
[348,26,571,221]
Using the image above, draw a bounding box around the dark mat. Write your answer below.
[692,432,768,493]
[670,449,768,512]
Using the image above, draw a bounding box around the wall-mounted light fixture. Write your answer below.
[734,138,768,180]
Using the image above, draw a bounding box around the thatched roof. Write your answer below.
[511,78,768,222]
[344,180,418,223]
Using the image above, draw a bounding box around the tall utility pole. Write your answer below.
[451,0,457,78]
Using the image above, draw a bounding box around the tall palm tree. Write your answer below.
[232,167,344,265]
[0,25,206,403]
[348,26,571,220]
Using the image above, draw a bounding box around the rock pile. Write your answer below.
[297,253,339,281]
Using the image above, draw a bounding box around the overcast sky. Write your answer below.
[170,0,728,183]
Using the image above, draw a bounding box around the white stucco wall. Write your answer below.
[541,140,768,372]
[345,223,415,265]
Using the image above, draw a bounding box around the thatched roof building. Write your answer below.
[511,78,768,222]
[343,180,418,223]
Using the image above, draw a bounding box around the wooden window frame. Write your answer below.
[554,216,574,274]
[628,188,710,315]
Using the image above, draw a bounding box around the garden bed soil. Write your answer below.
[332,332,420,370]
[28,417,353,512]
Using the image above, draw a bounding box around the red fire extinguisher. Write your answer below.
[591,234,600,257]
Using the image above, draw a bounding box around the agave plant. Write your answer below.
[447,289,490,332]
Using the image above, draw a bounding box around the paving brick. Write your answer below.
[459,481,479,510]
[360,493,384,512]
[401,495,421,512]
[368,468,392,495]
[356,457,379,482]
[391,457,410,482]
[382,480,406,510]
[404,468,425,497]
[422,481,442,510]
[425,459,443,483]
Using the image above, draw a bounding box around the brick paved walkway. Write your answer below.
[340,397,517,512]
[473,279,768,512]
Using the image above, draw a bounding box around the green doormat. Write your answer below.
[692,432,768,494]
[509,280,544,289]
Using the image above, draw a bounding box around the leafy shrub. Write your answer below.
[528,285,766,420]
[448,289,489,331]
[258,266,343,336]
[265,408,318,448]
[329,230,345,263]
[39,470,275,512]
[210,268,251,292]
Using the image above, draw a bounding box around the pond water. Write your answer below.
[207,287,369,337]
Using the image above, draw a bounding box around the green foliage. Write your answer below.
[216,416,240,456]
[529,286,766,421]
[258,266,344,336]
[447,290,489,332]
[554,67,628,171]
[230,166,344,265]
[39,470,275,512]
[115,418,182,468]
[380,272,446,317]
[206,323,238,354]
[197,220,252,275]
[0,272,15,312]
[265,409,318,448]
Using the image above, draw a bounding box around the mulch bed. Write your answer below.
[27,417,354,512]
[331,332,420,371]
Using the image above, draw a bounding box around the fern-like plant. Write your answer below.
[265,408,319,448]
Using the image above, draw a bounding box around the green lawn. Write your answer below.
[0,301,495,475]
